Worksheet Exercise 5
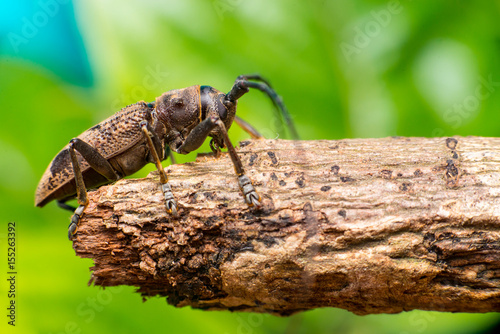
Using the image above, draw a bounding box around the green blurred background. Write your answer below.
[1,0,500,333]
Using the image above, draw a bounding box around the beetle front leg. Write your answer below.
[214,118,261,207]
[140,121,178,216]
[177,116,261,207]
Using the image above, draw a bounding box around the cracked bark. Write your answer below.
[72,137,500,316]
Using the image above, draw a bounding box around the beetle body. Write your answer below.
[35,84,235,208]
[35,74,298,238]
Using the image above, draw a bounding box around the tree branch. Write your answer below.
[73,137,500,316]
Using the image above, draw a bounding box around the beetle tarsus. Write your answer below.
[161,183,178,217]
[68,204,85,240]
[68,221,77,240]
[238,174,261,207]
[209,138,221,157]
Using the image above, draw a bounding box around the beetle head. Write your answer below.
[155,86,201,132]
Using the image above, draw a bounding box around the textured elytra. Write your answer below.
[35,102,153,207]
[79,102,152,159]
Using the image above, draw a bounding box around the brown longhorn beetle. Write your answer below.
[35,74,299,239]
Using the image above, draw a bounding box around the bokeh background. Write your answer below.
[1,0,500,333]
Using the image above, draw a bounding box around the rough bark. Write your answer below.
[72,137,500,316]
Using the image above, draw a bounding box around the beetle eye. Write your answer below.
[171,97,184,107]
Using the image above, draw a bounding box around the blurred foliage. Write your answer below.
[1,0,500,333]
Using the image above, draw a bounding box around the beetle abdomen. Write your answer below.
[35,102,153,207]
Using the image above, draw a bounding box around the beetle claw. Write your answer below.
[238,175,261,208]
[167,200,179,217]
[247,192,262,207]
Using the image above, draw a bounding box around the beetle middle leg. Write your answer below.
[177,116,261,207]
[140,121,178,216]
[67,138,120,239]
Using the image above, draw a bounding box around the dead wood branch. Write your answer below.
[73,137,500,316]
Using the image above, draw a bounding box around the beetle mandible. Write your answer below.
[35,74,299,239]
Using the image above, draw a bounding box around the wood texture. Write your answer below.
[72,137,500,315]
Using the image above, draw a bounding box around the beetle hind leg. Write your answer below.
[68,140,89,240]
[67,138,121,240]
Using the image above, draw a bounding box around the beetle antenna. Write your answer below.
[227,74,300,140]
